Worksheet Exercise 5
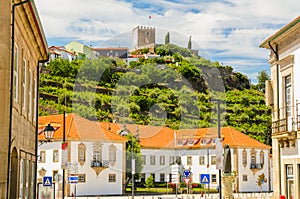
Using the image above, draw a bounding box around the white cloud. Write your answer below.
[35,0,299,82]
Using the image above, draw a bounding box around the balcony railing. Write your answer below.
[250,163,263,169]
[91,160,109,168]
[272,118,297,133]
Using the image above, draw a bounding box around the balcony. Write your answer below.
[90,160,109,176]
[272,117,297,134]
[250,163,263,169]
[91,160,109,167]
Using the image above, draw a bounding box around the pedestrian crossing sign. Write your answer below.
[200,174,210,184]
[43,176,53,186]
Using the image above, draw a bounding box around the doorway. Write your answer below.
[9,147,18,199]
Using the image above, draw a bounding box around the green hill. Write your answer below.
[39,44,271,145]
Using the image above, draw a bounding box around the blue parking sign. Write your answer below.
[200,174,210,184]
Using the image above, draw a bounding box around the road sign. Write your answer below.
[171,165,179,183]
[43,176,53,186]
[183,178,191,185]
[68,175,78,184]
[183,170,191,178]
[200,174,210,184]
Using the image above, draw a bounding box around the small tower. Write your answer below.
[132,26,155,53]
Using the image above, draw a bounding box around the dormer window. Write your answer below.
[177,139,183,146]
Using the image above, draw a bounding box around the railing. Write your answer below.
[91,160,109,167]
[272,105,300,134]
[250,163,263,169]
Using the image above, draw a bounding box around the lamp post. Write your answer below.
[43,124,55,141]
[42,121,66,199]
[132,126,140,199]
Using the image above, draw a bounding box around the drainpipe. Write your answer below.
[268,41,281,195]
[7,1,30,199]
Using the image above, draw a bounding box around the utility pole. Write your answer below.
[212,99,222,199]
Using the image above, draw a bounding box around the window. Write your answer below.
[287,165,293,177]
[150,155,155,165]
[169,156,175,165]
[285,75,292,118]
[211,174,217,183]
[78,174,86,183]
[243,174,248,182]
[78,143,86,166]
[160,156,165,165]
[177,139,182,145]
[188,139,193,145]
[109,144,117,163]
[30,162,35,198]
[176,156,181,165]
[160,173,165,182]
[53,150,59,162]
[20,159,24,199]
[28,69,32,117]
[52,170,59,182]
[260,151,264,165]
[33,79,37,121]
[141,155,146,165]
[201,139,206,145]
[13,44,19,102]
[22,59,27,110]
[141,173,146,183]
[93,148,102,162]
[26,160,30,198]
[151,173,155,181]
[187,156,192,165]
[40,151,46,163]
[211,156,216,165]
[199,156,205,165]
[250,148,256,168]
[242,149,247,166]
[108,174,116,182]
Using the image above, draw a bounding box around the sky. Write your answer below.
[34,0,299,83]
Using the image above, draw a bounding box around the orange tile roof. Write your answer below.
[38,114,126,142]
[39,114,270,149]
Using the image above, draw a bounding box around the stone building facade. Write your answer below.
[0,1,48,198]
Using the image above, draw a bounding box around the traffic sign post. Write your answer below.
[68,175,78,184]
[183,169,191,178]
[43,176,53,187]
[200,174,210,184]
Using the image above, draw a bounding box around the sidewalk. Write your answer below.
[65,192,275,199]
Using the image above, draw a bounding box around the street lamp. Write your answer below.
[42,122,66,199]
[43,124,55,141]
[132,126,140,199]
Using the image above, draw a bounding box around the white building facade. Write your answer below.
[260,16,300,199]
[37,114,126,197]
[137,127,272,193]
[38,114,271,196]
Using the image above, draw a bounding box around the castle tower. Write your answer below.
[132,26,155,52]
